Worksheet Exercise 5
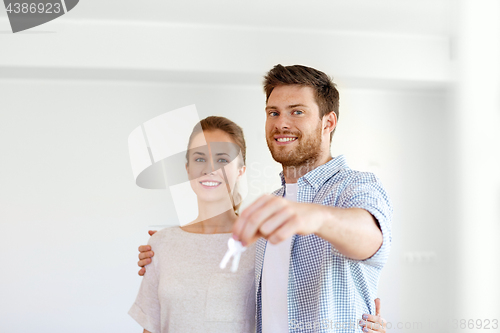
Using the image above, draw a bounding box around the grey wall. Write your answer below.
[0,79,454,332]
[1,0,499,332]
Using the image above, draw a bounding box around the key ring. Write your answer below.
[219,238,247,272]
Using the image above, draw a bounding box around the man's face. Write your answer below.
[265,85,324,167]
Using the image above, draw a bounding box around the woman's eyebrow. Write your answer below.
[192,151,205,156]
[215,152,230,156]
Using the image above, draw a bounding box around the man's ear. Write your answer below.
[323,111,337,135]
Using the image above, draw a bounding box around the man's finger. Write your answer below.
[137,258,151,268]
[138,245,151,253]
[148,230,157,236]
[233,194,274,239]
[239,197,285,245]
[259,206,294,237]
[138,267,145,276]
[138,251,154,260]
[267,216,298,245]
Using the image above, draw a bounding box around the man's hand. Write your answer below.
[137,230,157,276]
[232,194,324,246]
[232,193,382,260]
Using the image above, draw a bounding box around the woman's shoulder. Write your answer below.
[148,226,184,245]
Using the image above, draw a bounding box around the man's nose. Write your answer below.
[274,114,291,130]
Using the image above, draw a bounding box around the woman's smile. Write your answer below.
[199,180,223,188]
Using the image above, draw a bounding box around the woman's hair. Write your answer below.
[186,116,246,214]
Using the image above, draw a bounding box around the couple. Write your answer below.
[130,64,392,333]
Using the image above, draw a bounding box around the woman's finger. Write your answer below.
[375,298,382,316]
[359,320,385,333]
[362,314,384,327]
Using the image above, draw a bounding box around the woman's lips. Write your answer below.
[199,181,222,189]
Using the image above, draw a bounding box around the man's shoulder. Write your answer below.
[331,167,380,185]
[271,186,284,196]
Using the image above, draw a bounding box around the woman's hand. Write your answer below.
[359,298,386,333]
[137,230,157,276]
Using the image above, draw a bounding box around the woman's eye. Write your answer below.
[195,158,205,162]
[217,158,229,163]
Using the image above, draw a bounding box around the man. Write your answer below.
[137,65,392,332]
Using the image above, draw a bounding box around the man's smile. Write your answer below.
[274,136,298,145]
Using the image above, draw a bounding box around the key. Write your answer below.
[220,238,246,272]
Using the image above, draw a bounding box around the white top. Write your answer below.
[261,183,298,333]
[129,227,256,333]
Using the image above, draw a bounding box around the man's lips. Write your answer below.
[274,136,298,145]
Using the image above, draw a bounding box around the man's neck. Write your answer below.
[283,153,333,184]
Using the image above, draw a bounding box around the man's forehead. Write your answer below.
[266,85,317,108]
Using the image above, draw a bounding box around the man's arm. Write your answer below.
[232,195,382,260]
[315,206,382,260]
[137,230,156,276]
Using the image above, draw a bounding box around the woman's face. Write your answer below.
[186,129,245,205]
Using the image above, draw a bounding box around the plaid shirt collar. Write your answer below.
[278,154,348,189]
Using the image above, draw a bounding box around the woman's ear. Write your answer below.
[237,165,246,179]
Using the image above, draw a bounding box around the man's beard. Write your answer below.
[266,123,323,168]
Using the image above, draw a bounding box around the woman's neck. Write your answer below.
[181,201,237,234]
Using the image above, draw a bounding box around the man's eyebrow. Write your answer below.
[288,104,308,109]
[265,104,309,110]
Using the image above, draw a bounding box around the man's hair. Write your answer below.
[263,64,339,140]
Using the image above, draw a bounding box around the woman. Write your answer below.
[129,116,255,332]
[132,116,388,333]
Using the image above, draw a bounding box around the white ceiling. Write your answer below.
[0,0,453,88]
[64,0,452,36]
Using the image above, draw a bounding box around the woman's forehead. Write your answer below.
[191,129,235,145]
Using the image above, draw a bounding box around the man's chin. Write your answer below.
[270,153,297,166]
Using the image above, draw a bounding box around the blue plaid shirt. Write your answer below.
[255,155,392,333]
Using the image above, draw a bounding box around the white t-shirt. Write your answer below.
[261,183,298,333]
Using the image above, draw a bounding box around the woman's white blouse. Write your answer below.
[129,227,256,333]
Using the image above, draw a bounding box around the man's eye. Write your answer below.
[268,111,278,117]
[293,110,303,115]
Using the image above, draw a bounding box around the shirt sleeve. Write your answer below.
[334,171,393,269]
[128,236,161,333]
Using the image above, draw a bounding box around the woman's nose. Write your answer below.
[202,160,216,175]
